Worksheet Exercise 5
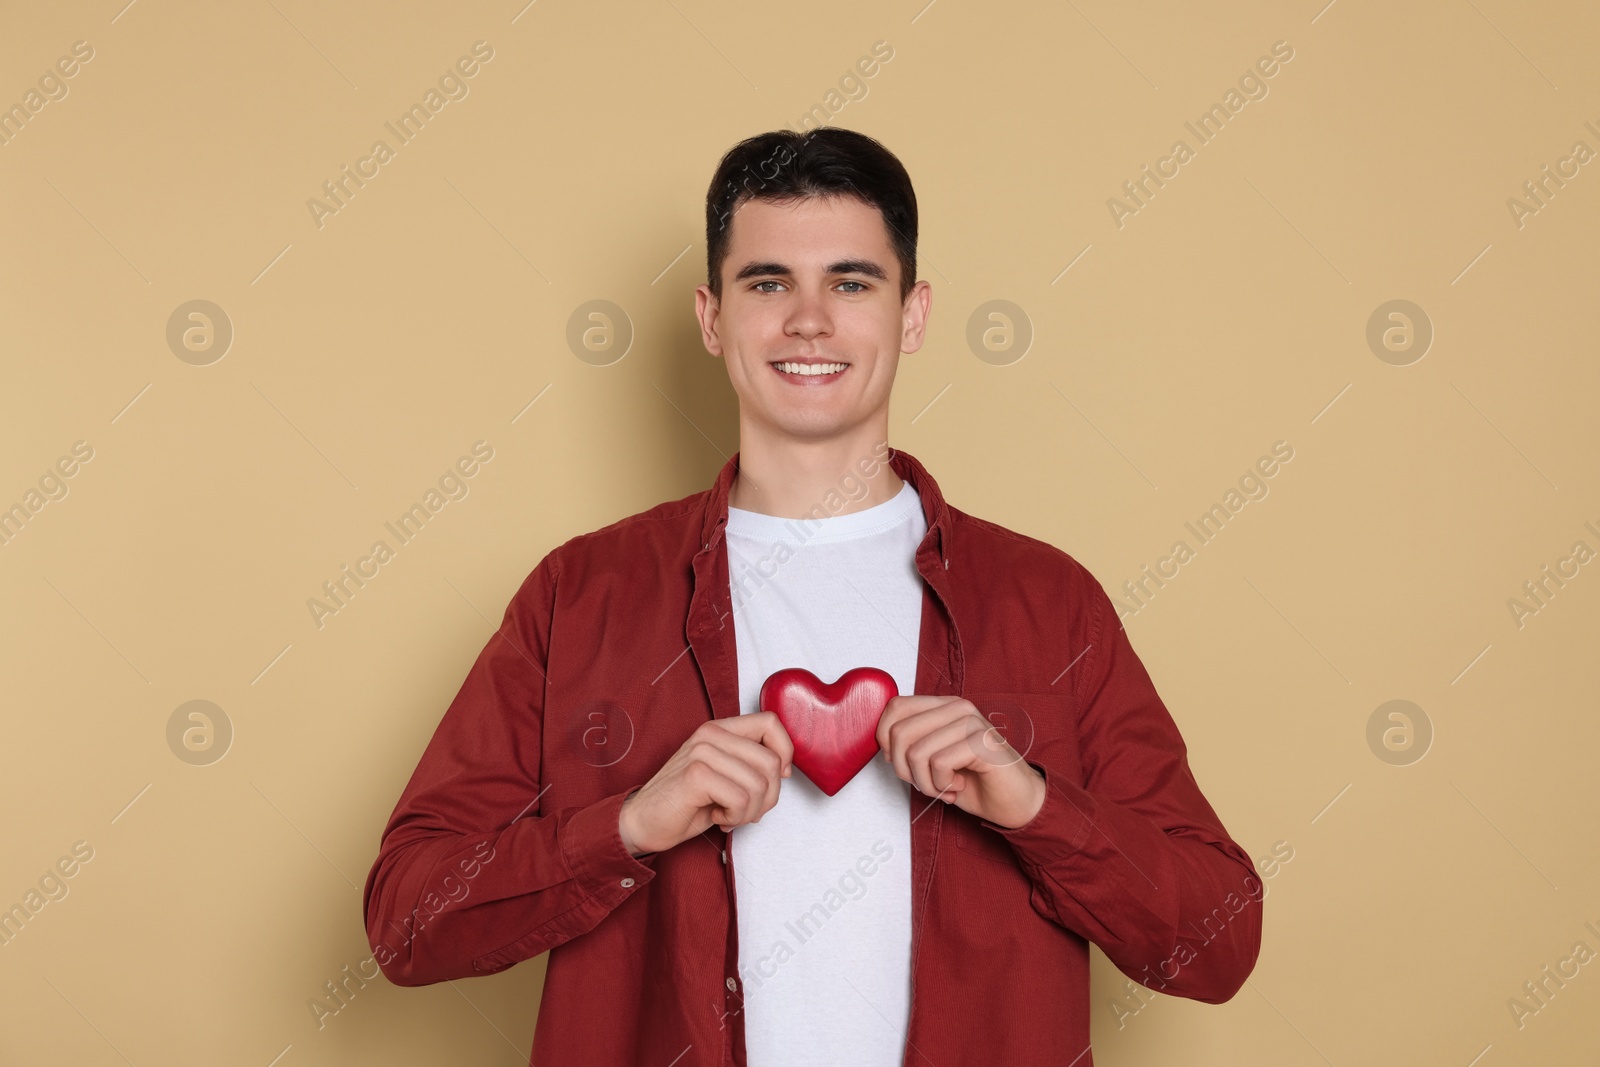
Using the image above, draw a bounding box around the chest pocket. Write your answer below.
[953,691,1079,865]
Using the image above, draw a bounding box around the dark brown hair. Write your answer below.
[704,128,918,303]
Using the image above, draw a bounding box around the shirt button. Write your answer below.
[620,877,635,888]
[726,977,738,991]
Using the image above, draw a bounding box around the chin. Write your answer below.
[767,411,863,442]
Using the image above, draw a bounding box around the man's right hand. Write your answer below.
[618,711,794,857]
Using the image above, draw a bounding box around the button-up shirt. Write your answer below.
[363,447,1263,1066]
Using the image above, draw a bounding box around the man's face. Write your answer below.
[695,195,930,443]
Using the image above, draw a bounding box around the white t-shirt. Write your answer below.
[725,478,927,1067]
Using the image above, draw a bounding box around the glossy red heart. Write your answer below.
[759,667,898,797]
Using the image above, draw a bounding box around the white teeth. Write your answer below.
[774,362,847,376]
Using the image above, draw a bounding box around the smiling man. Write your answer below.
[364,128,1262,1066]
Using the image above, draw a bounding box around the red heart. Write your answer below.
[760,667,898,797]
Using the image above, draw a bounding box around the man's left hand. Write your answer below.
[876,695,1045,829]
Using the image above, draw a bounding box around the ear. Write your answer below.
[694,283,724,358]
[899,279,932,354]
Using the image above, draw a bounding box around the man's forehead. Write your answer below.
[724,195,892,258]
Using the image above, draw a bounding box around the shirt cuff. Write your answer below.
[977,760,1095,862]
[560,786,658,910]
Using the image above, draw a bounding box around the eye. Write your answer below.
[753,280,785,293]
[836,280,867,293]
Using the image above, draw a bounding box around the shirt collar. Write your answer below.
[697,446,951,563]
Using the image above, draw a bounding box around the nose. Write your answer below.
[784,285,833,342]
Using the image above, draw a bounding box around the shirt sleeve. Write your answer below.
[362,549,658,986]
[977,568,1262,1003]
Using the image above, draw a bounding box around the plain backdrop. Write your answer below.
[1,1,1597,1064]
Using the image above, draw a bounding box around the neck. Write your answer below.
[728,420,902,519]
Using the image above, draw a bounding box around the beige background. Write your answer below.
[2,0,1597,1063]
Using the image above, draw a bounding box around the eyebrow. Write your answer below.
[732,259,889,284]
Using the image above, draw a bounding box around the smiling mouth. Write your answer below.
[770,360,849,380]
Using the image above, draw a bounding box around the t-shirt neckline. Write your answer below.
[726,480,922,545]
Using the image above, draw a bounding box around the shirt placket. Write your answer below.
[900,522,963,1067]
[686,520,751,1066]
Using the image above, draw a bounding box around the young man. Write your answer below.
[364,129,1262,1066]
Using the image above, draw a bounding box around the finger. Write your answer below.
[905,717,984,797]
[693,722,787,822]
[753,710,795,776]
[698,768,759,831]
[681,761,747,832]
[927,727,995,797]
[966,720,1023,770]
[716,742,782,826]
[717,711,795,776]
[705,735,784,821]
[883,700,969,786]
[714,730,793,820]
[710,726,787,786]
[876,694,955,751]
[688,743,769,828]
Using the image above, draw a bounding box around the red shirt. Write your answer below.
[363,447,1262,1066]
